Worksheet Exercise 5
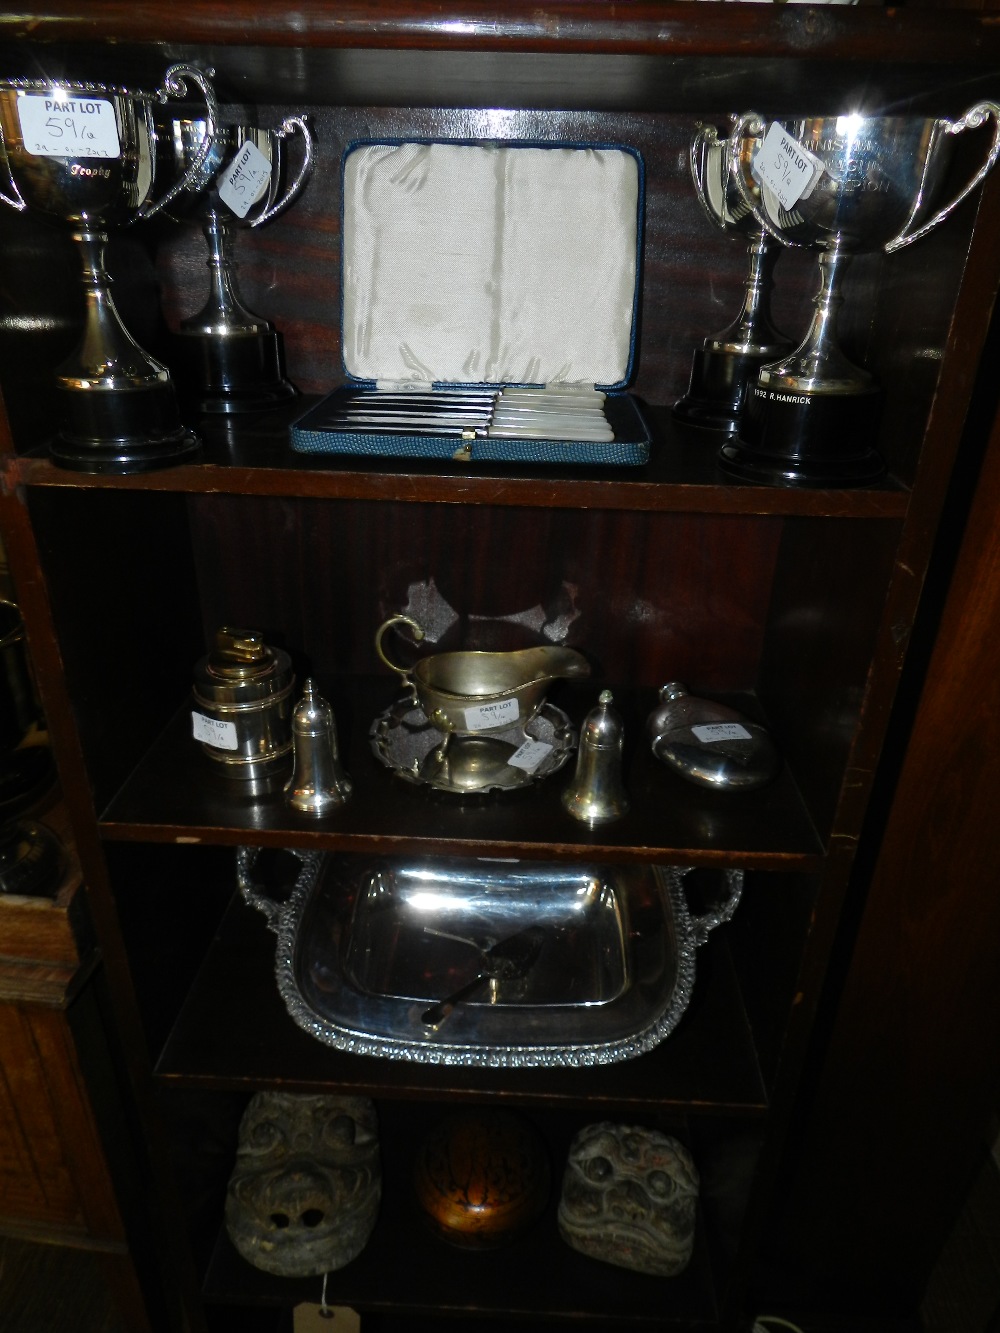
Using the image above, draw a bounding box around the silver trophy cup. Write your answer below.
[723,104,1000,486]
[159,113,314,413]
[673,122,793,434]
[0,64,218,473]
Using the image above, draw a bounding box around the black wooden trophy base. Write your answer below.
[719,382,885,488]
[50,381,202,475]
[673,346,777,434]
[175,329,298,415]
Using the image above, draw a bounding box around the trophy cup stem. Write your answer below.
[183,212,270,336]
[721,244,884,487]
[763,247,872,394]
[710,229,789,357]
[63,229,170,387]
[175,210,297,414]
[48,229,200,473]
[673,227,792,433]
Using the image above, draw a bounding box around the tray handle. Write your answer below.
[236,844,321,934]
[669,866,745,947]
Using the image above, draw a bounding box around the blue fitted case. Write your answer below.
[290,139,649,467]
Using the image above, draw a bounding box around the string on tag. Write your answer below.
[319,1270,334,1319]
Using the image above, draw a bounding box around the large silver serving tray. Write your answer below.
[237,848,742,1068]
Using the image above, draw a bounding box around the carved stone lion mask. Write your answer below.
[225,1091,381,1277]
[558,1122,699,1277]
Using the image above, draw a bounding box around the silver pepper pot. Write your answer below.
[284,679,352,815]
[561,689,630,825]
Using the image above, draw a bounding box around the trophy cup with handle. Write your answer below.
[721,104,1000,486]
[0,64,218,473]
[673,121,793,434]
[159,113,314,413]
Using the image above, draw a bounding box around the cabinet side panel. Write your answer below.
[757,517,902,839]
[27,489,204,812]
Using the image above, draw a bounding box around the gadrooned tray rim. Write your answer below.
[237,848,743,1068]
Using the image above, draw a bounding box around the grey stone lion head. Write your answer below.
[558,1122,698,1276]
[225,1091,380,1277]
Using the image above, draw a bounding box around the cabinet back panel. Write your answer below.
[155,106,820,411]
[186,495,782,691]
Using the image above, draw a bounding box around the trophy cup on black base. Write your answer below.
[673,122,793,434]
[720,105,1000,487]
[159,113,313,414]
[0,65,218,474]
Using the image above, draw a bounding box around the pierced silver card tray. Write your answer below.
[237,848,742,1068]
[369,696,575,795]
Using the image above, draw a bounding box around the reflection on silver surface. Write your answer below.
[237,848,743,1067]
[369,695,575,795]
[647,683,780,792]
[374,614,589,738]
[561,689,630,824]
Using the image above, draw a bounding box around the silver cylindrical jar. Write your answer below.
[192,627,294,788]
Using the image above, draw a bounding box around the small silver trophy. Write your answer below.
[673,123,792,434]
[159,112,313,413]
[0,64,218,473]
[722,104,1000,487]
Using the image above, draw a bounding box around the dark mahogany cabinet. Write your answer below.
[1,5,999,1331]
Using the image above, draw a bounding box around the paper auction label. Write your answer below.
[218,139,272,218]
[752,123,824,209]
[17,94,120,159]
[192,710,239,751]
[691,722,752,744]
[507,738,553,772]
[463,697,520,731]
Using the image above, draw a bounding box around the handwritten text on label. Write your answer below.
[16,95,121,159]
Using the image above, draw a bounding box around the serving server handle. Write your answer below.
[236,844,321,933]
[885,100,1000,252]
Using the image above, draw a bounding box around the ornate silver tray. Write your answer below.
[237,848,743,1068]
[369,695,576,794]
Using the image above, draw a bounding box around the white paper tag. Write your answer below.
[192,710,239,751]
[16,94,120,159]
[294,1306,361,1333]
[507,738,553,772]
[463,697,520,731]
[752,123,824,209]
[691,722,752,744]
[218,139,272,218]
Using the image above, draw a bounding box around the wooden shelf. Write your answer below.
[99,680,825,869]
[9,400,910,518]
[156,889,767,1111]
[201,1100,719,1324]
[1,5,999,119]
